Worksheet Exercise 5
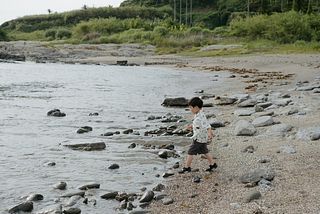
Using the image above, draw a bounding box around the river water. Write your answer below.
[0,62,220,213]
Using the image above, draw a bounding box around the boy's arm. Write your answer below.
[207,127,214,142]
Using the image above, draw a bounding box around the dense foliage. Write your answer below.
[1,0,320,52]
[0,28,7,41]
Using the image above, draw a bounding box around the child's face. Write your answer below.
[189,106,200,114]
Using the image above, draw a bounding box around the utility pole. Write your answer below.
[174,0,176,22]
[185,0,188,25]
[190,0,192,26]
[180,0,182,24]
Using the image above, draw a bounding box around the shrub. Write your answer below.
[153,26,169,36]
[56,29,72,39]
[229,11,317,43]
[44,29,57,39]
[0,29,8,41]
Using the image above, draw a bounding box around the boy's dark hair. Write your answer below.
[188,97,203,108]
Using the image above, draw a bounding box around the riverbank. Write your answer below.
[1,41,320,213]
[149,54,320,214]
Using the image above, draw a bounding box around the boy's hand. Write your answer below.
[186,124,193,131]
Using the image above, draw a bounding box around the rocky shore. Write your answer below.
[1,41,320,213]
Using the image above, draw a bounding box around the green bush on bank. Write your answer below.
[0,29,8,41]
[229,11,320,43]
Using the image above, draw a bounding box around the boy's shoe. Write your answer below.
[205,163,218,172]
[178,167,191,174]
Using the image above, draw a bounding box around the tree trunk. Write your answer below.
[180,0,182,24]
[190,0,192,26]
[185,0,188,25]
[174,0,176,22]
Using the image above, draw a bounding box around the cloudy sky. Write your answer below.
[0,0,124,24]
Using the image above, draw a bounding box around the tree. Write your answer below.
[0,29,8,41]
[48,9,52,14]
[82,4,88,10]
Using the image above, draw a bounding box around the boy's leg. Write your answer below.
[204,153,217,171]
[178,155,193,174]
[186,155,193,168]
[204,153,214,165]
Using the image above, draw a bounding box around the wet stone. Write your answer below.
[63,207,81,214]
[78,183,100,190]
[139,191,154,203]
[61,191,85,198]
[152,183,165,192]
[245,190,262,203]
[26,193,44,201]
[123,129,134,134]
[77,126,93,134]
[9,202,33,213]
[101,191,118,200]
[54,181,67,190]
[128,143,136,148]
[47,109,66,117]
[162,197,174,205]
[64,142,106,151]
[108,163,120,169]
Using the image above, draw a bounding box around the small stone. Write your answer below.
[101,132,114,136]
[310,132,320,141]
[152,183,165,192]
[54,181,67,190]
[128,143,136,148]
[139,191,154,203]
[245,190,261,203]
[192,176,201,183]
[162,171,174,178]
[101,192,118,200]
[63,207,81,214]
[108,163,120,169]
[89,112,99,116]
[123,129,134,134]
[78,183,100,190]
[26,193,44,201]
[9,202,33,213]
[76,126,93,134]
[162,197,174,205]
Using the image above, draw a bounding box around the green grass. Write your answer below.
[177,39,320,57]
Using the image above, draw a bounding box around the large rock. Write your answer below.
[234,109,255,116]
[237,99,257,107]
[64,142,106,151]
[252,116,274,127]
[139,191,154,203]
[215,96,237,105]
[61,191,85,198]
[245,190,262,203]
[9,202,33,213]
[0,52,25,61]
[101,192,118,200]
[267,124,293,137]
[239,168,275,184]
[162,97,188,107]
[62,208,81,214]
[234,120,256,136]
[78,183,100,190]
[26,193,44,201]
[37,205,62,214]
[47,109,66,117]
[76,126,93,134]
[53,181,67,190]
[310,132,320,141]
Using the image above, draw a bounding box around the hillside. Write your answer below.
[1,0,320,54]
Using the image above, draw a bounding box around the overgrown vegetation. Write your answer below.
[1,0,320,54]
[0,28,8,41]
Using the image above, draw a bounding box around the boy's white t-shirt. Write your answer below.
[191,110,211,143]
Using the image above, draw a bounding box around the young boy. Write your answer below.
[179,97,217,173]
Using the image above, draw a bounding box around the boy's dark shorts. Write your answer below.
[188,140,209,155]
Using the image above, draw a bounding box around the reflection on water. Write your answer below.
[0,62,221,212]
